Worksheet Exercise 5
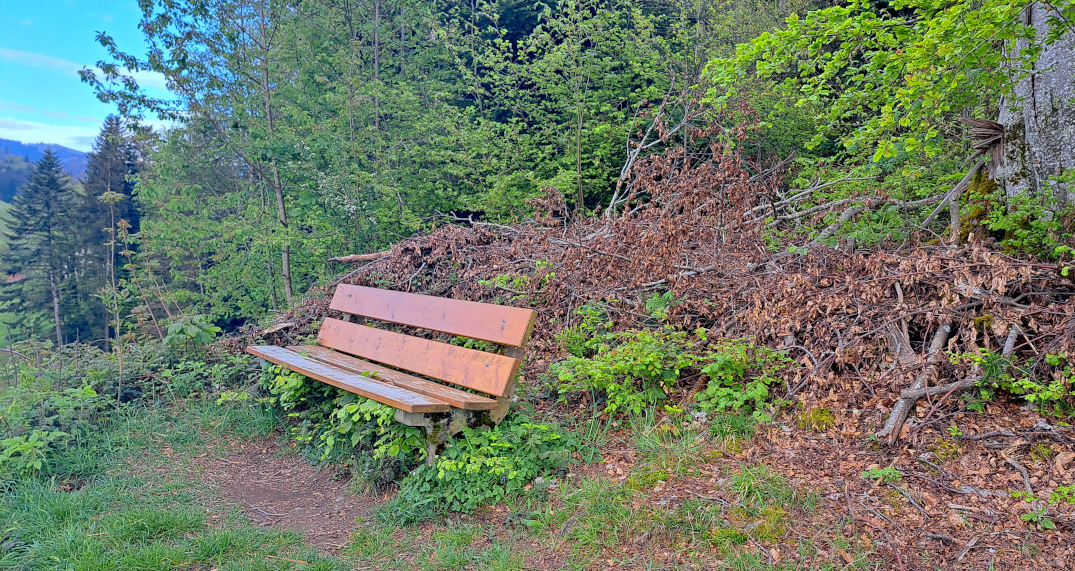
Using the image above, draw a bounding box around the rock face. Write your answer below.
[996,3,1075,204]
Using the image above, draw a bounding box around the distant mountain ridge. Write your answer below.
[0,138,88,202]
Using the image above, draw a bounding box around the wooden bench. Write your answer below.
[247,284,537,459]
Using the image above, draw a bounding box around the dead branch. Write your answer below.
[920,159,986,230]
[0,348,32,362]
[878,320,954,444]
[259,321,297,336]
[895,326,1020,411]
[329,251,391,264]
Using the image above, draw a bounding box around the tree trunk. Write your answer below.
[996,3,1075,203]
[48,266,63,347]
[259,7,294,306]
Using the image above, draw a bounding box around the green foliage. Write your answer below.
[953,350,1075,415]
[1050,485,1075,505]
[383,414,584,519]
[0,429,68,478]
[553,328,698,415]
[554,327,792,417]
[861,466,902,484]
[1020,506,1056,531]
[164,315,222,351]
[554,302,610,358]
[706,0,1075,163]
[259,367,426,482]
[694,337,792,420]
[644,291,680,321]
[325,398,425,461]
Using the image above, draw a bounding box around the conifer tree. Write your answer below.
[2,150,75,346]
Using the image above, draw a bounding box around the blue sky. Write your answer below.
[0,1,170,151]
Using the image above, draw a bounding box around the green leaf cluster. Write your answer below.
[552,327,793,417]
[385,414,584,518]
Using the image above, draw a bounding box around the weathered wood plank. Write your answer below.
[329,284,538,347]
[289,345,499,410]
[317,317,521,397]
[246,345,450,413]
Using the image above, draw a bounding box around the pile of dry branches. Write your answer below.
[248,128,1075,445]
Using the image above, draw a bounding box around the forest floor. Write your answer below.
[160,397,1071,571]
[1,384,1070,570]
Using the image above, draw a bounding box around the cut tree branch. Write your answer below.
[878,320,954,444]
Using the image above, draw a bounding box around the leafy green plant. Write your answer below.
[0,429,68,477]
[554,328,793,417]
[1020,506,1056,531]
[694,337,791,420]
[383,414,584,519]
[555,302,611,358]
[861,467,902,484]
[1049,486,1075,505]
[324,397,425,461]
[644,291,679,321]
[164,315,221,352]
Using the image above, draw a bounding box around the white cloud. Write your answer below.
[0,46,169,92]
[0,117,101,152]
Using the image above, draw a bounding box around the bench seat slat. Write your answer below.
[318,318,521,398]
[289,345,499,411]
[246,345,451,413]
[330,285,537,347]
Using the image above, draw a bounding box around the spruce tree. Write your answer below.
[2,149,75,346]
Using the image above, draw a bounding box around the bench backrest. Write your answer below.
[319,285,537,398]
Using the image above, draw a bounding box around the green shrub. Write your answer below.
[553,328,793,418]
[694,337,791,420]
[554,302,611,358]
[953,350,1075,415]
[0,429,68,478]
[164,315,221,353]
[382,414,584,520]
[259,367,424,471]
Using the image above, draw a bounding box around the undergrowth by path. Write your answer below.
[2,393,886,570]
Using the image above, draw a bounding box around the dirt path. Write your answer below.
[198,440,381,549]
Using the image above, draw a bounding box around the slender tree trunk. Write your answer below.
[47,266,62,347]
[260,7,294,305]
[576,104,584,209]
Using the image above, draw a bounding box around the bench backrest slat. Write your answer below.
[318,317,521,397]
[329,284,537,347]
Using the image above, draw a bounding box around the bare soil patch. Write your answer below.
[198,439,381,549]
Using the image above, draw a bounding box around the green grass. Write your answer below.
[1,376,875,571]
[0,400,341,571]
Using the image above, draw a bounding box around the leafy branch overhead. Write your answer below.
[706,0,1075,162]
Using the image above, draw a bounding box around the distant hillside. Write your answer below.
[0,139,88,202]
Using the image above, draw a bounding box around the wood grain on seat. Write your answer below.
[329,284,538,347]
[317,317,521,397]
[246,345,450,413]
[289,345,499,410]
